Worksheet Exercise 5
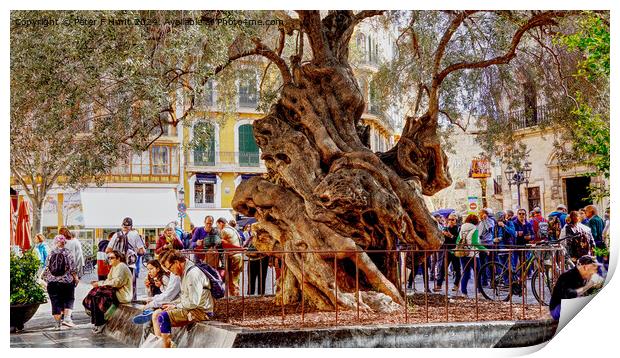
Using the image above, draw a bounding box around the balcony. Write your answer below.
[189,151,266,173]
[493,176,503,196]
[502,104,559,130]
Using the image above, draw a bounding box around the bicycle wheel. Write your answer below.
[478,261,511,301]
[531,266,560,306]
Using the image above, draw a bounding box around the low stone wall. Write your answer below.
[106,304,558,348]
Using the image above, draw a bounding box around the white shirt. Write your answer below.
[148,273,181,309]
[107,229,145,269]
[64,238,84,274]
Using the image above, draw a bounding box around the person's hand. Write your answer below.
[144,279,151,287]
[517,231,523,236]
[196,239,204,247]
[162,304,175,311]
[154,278,162,288]
[145,296,153,303]
[525,235,531,241]
[91,281,99,288]
[498,221,505,228]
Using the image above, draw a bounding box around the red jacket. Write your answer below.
[155,234,184,255]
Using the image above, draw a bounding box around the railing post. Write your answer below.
[508,249,513,320]
[225,251,229,322]
[334,254,338,325]
[474,251,479,322]
[356,250,360,322]
[424,251,429,323]
[301,252,305,325]
[242,251,245,322]
[521,250,526,320]
[444,247,449,322]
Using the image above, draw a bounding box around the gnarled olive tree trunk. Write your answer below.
[232,11,451,313]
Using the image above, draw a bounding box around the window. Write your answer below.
[356,33,367,57]
[193,121,216,166]
[527,186,541,212]
[151,145,170,175]
[78,103,94,133]
[239,73,258,107]
[204,80,214,106]
[194,174,216,208]
[238,124,259,166]
[131,151,150,175]
[369,83,380,114]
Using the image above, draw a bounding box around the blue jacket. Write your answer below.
[548,211,567,228]
[493,220,516,247]
[513,219,534,246]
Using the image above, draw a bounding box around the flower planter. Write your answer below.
[10,303,41,331]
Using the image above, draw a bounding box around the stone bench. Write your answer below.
[105,304,238,348]
[105,304,558,348]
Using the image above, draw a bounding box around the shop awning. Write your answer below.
[81,188,178,229]
[186,208,234,227]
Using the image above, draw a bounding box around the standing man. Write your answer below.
[106,217,145,301]
[190,215,221,265]
[477,208,495,286]
[549,255,604,320]
[529,207,549,243]
[585,205,607,271]
[435,213,462,292]
[548,204,568,228]
[513,208,534,271]
[216,217,243,296]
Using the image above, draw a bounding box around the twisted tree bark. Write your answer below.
[232,11,450,312]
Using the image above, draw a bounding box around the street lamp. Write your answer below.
[504,161,532,208]
[177,187,185,228]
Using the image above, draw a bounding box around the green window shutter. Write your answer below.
[193,122,216,165]
[238,124,259,166]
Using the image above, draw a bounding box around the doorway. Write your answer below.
[564,176,593,212]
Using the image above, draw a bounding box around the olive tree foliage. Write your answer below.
[373,11,607,174]
[10,10,272,235]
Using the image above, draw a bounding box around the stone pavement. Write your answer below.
[10,321,130,348]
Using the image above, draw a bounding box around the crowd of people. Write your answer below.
[403,203,608,320]
[30,202,609,345]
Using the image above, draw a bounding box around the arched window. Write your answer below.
[193,121,216,166]
[238,123,259,166]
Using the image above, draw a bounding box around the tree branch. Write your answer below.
[439,109,467,132]
[435,11,580,86]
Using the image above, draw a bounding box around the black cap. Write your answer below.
[578,255,602,266]
[122,217,133,227]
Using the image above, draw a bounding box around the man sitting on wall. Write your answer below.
[549,255,604,321]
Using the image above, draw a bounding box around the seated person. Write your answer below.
[549,255,604,321]
[152,250,214,348]
[83,250,133,334]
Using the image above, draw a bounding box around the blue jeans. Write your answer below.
[460,256,481,295]
[550,304,561,321]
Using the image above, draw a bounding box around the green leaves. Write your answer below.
[10,250,47,305]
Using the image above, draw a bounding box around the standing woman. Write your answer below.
[33,233,49,268]
[456,214,486,297]
[60,227,85,277]
[42,235,79,329]
[83,250,133,334]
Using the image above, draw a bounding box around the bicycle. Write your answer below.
[476,239,569,305]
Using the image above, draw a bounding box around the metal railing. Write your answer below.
[174,244,573,328]
[501,104,560,130]
[192,151,261,167]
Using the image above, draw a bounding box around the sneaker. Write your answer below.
[54,320,62,330]
[62,319,76,328]
[452,285,459,292]
[433,286,443,292]
[132,310,154,325]
[92,325,105,334]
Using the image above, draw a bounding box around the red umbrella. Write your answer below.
[15,200,32,251]
[10,200,16,246]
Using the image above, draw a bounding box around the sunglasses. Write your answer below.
[518,213,526,216]
[448,218,456,221]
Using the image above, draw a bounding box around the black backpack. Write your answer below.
[49,251,69,277]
